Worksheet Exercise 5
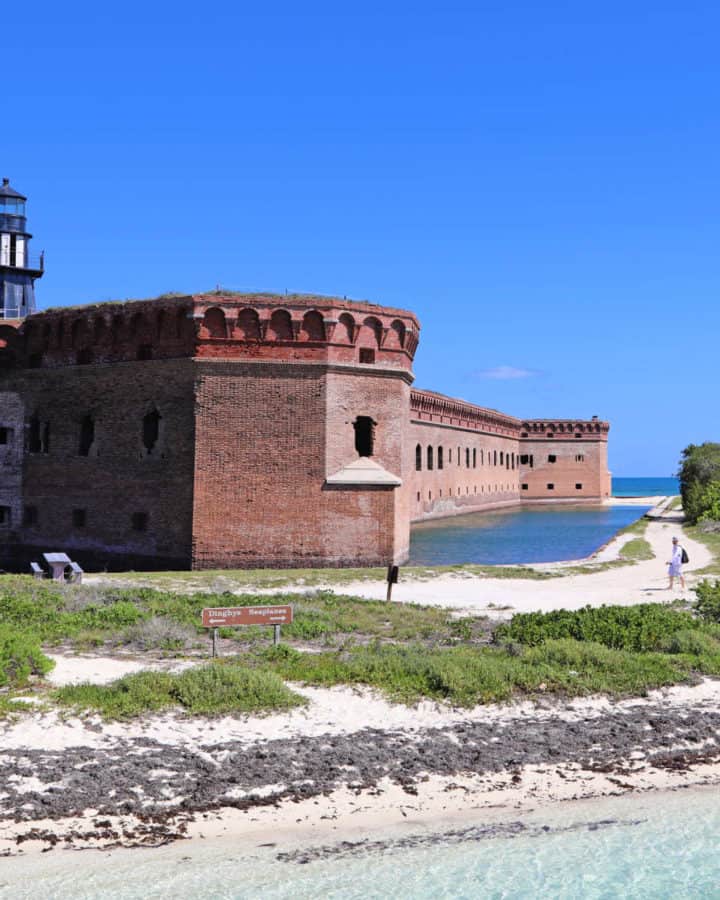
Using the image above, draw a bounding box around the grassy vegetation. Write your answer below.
[618,517,650,537]
[4,570,720,718]
[251,639,692,706]
[668,496,683,511]
[494,604,712,651]
[55,664,305,719]
[96,562,563,593]
[0,577,490,651]
[0,625,53,688]
[686,525,720,576]
[619,538,654,561]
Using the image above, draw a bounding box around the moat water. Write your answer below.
[408,503,651,565]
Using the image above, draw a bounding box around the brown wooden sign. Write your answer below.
[201,605,293,628]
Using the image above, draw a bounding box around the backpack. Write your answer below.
[681,547,689,565]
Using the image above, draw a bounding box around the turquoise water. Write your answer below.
[408,504,650,565]
[613,476,679,497]
[3,788,719,898]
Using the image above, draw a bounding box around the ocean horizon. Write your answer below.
[612,476,679,497]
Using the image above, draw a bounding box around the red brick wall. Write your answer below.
[0,360,196,570]
[191,360,407,569]
[518,437,610,500]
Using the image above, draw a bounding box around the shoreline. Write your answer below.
[2,676,719,858]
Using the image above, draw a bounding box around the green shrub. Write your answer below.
[695,580,720,623]
[260,639,691,706]
[619,538,654,561]
[662,628,720,656]
[55,663,305,719]
[0,626,54,688]
[493,604,700,652]
[697,482,720,524]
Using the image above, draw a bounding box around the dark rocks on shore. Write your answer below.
[1,696,719,843]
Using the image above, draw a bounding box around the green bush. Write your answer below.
[698,483,720,524]
[0,626,54,688]
[493,604,700,652]
[678,443,720,524]
[260,639,690,706]
[55,663,305,719]
[662,628,720,656]
[695,580,720,623]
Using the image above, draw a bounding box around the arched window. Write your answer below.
[353,416,375,457]
[203,307,227,339]
[438,446,444,470]
[300,310,325,341]
[473,448,477,468]
[337,313,355,344]
[386,319,406,349]
[236,308,261,340]
[415,443,422,471]
[427,446,434,470]
[267,309,293,341]
[465,448,470,468]
[359,316,383,347]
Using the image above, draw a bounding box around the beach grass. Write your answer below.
[255,639,703,707]
[90,562,560,592]
[619,538,654,561]
[0,576,492,652]
[686,526,720,576]
[5,572,720,716]
[55,664,305,719]
[618,517,650,537]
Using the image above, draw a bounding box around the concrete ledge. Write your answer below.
[326,458,402,487]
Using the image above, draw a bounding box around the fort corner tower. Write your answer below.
[0,179,44,319]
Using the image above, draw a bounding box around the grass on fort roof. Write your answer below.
[38,288,387,315]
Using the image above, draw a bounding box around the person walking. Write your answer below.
[667,536,686,591]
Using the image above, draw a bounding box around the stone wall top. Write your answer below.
[2,292,420,371]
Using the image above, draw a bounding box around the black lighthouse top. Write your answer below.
[0,179,44,319]
[0,179,29,233]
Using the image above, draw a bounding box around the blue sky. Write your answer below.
[5,1,719,476]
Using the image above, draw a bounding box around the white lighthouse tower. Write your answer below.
[0,179,44,319]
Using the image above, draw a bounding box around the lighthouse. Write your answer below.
[0,179,44,319]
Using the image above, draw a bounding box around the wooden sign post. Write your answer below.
[201,605,294,657]
[386,564,399,602]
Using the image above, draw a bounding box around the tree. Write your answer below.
[677,443,720,523]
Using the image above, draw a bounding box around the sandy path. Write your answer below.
[279,518,711,617]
